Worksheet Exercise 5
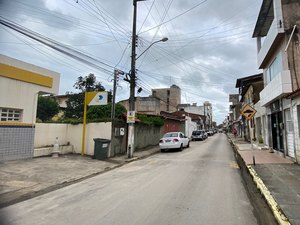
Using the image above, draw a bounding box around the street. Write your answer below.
[0,133,258,225]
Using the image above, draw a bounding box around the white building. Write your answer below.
[0,54,60,161]
[177,102,213,129]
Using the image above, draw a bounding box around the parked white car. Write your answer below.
[159,132,190,152]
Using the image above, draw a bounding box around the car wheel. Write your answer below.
[179,144,183,151]
[161,149,165,153]
[187,141,190,148]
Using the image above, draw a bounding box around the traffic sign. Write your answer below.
[241,104,257,120]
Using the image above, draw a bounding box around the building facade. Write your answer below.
[177,101,213,129]
[229,94,242,136]
[235,74,264,142]
[0,54,60,161]
[119,85,181,115]
[253,0,300,162]
[152,84,181,113]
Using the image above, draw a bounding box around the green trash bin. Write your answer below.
[93,138,111,160]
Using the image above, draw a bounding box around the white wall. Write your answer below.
[0,78,40,123]
[34,122,112,156]
[185,116,197,138]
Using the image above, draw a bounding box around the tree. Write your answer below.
[64,74,111,119]
[64,92,84,119]
[86,103,126,121]
[73,73,105,92]
[37,96,59,122]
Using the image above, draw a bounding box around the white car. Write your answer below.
[159,132,190,152]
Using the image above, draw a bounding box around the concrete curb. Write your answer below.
[227,136,291,225]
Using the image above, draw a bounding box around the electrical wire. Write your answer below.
[139,0,208,35]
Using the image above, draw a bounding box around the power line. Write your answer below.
[0,17,115,74]
[139,0,208,34]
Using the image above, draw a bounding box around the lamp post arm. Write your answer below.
[136,40,160,60]
[136,37,168,60]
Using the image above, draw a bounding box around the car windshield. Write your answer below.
[192,131,200,135]
[164,133,179,138]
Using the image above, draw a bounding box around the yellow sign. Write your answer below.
[241,104,257,120]
[127,111,135,123]
[86,91,107,106]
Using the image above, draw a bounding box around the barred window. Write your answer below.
[0,108,22,122]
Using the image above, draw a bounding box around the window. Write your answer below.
[0,108,22,122]
[267,53,282,83]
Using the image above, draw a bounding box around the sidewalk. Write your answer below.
[228,134,300,225]
[0,146,160,208]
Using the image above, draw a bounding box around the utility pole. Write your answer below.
[111,69,124,120]
[111,69,118,120]
[127,0,139,158]
[127,0,166,158]
[110,69,124,158]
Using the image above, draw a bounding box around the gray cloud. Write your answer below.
[0,0,263,124]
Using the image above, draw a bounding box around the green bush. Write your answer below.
[137,114,164,126]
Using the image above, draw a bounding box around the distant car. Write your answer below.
[191,130,207,141]
[207,130,214,136]
[159,132,190,152]
[202,130,208,139]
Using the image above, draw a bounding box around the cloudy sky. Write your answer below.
[0,0,262,124]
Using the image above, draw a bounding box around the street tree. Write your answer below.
[64,74,112,120]
[73,73,105,92]
[37,96,59,122]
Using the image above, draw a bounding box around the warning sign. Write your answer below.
[241,104,257,120]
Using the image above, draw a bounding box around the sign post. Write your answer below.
[240,104,257,165]
[126,111,135,158]
[81,91,108,156]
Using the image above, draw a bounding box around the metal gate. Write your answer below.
[285,109,295,158]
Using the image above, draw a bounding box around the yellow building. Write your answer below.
[0,54,60,161]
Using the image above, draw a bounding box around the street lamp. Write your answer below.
[127,1,168,159]
[136,37,168,60]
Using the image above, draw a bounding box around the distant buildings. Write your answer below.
[119,84,181,114]
[119,84,214,129]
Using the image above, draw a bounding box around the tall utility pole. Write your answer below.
[127,0,166,158]
[127,0,139,158]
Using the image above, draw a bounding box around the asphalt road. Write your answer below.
[0,133,258,225]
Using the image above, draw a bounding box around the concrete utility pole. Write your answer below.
[128,0,167,158]
[128,0,143,158]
